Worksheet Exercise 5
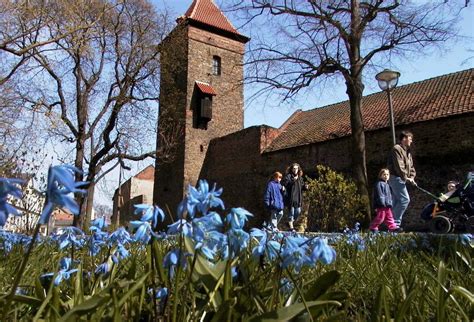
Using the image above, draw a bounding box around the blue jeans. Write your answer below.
[270,209,283,229]
[389,176,410,227]
[288,207,301,222]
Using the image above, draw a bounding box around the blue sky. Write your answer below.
[155,0,474,129]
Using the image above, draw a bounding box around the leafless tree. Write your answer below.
[11,0,178,228]
[228,0,468,218]
[0,0,107,86]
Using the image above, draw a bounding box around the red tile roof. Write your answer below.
[183,0,243,37]
[195,81,217,96]
[266,68,474,152]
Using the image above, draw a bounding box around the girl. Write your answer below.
[263,171,285,230]
[370,168,399,232]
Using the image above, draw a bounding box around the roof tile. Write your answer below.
[266,68,474,152]
[195,81,217,96]
[184,0,242,36]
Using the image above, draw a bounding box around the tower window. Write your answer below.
[212,56,221,76]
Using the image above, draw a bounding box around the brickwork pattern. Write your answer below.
[200,113,474,230]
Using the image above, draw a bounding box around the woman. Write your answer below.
[281,163,307,231]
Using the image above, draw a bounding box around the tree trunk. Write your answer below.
[83,182,95,230]
[346,77,371,223]
[72,138,85,227]
[345,0,371,224]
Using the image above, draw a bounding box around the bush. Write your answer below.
[304,165,367,232]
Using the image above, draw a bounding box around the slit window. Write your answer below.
[212,56,221,76]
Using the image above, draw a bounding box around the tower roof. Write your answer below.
[181,0,248,42]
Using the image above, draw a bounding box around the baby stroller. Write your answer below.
[419,172,474,233]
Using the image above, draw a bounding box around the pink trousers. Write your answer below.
[370,207,398,231]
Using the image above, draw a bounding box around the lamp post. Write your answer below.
[376,69,400,146]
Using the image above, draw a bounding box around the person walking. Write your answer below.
[263,171,285,230]
[369,169,399,232]
[387,131,416,228]
[282,163,307,231]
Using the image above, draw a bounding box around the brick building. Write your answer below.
[112,165,155,226]
[154,0,474,230]
[153,0,249,218]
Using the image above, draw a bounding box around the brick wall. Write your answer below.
[184,26,245,188]
[200,112,474,230]
[155,21,246,221]
[154,24,188,215]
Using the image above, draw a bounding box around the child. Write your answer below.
[263,171,285,230]
[370,169,400,232]
[439,180,459,202]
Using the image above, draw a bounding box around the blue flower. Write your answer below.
[134,204,165,229]
[0,178,24,226]
[108,227,132,246]
[459,234,473,246]
[88,229,108,256]
[183,180,225,218]
[57,226,85,250]
[148,287,168,301]
[163,249,191,279]
[279,277,294,296]
[112,243,130,264]
[228,229,250,258]
[42,257,78,286]
[167,219,193,237]
[90,217,108,232]
[40,165,87,225]
[130,221,154,244]
[95,260,112,275]
[310,238,336,265]
[226,208,253,230]
[281,236,313,272]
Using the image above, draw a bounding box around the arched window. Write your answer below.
[212,56,221,76]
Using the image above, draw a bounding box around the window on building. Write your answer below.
[212,56,221,76]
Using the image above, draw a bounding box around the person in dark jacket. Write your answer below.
[281,163,307,231]
[263,171,285,230]
[369,169,398,232]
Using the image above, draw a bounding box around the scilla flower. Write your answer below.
[41,257,78,286]
[0,178,24,227]
[40,165,87,225]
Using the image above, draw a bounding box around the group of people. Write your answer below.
[263,163,307,232]
[264,130,419,232]
[370,130,416,232]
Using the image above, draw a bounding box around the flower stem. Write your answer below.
[2,222,41,319]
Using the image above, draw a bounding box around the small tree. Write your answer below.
[304,165,367,232]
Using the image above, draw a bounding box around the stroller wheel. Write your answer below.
[430,216,452,234]
[466,216,474,233]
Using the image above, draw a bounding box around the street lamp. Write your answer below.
[376,69,400,146]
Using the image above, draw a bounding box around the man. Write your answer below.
[387,131,416,228]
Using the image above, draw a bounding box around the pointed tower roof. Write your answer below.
[180,0,249,43]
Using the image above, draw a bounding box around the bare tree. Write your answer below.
[11,0,178,228]
[229,0,468,218]
[0,0,107,86]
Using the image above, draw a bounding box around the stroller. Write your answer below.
[419,172,474,233]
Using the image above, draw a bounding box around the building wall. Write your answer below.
[200,113,474,230]
[154,22,246,219]
[154,24,189,213]
[184,26,245,189]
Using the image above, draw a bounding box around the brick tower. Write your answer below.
[154,0,249,217]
